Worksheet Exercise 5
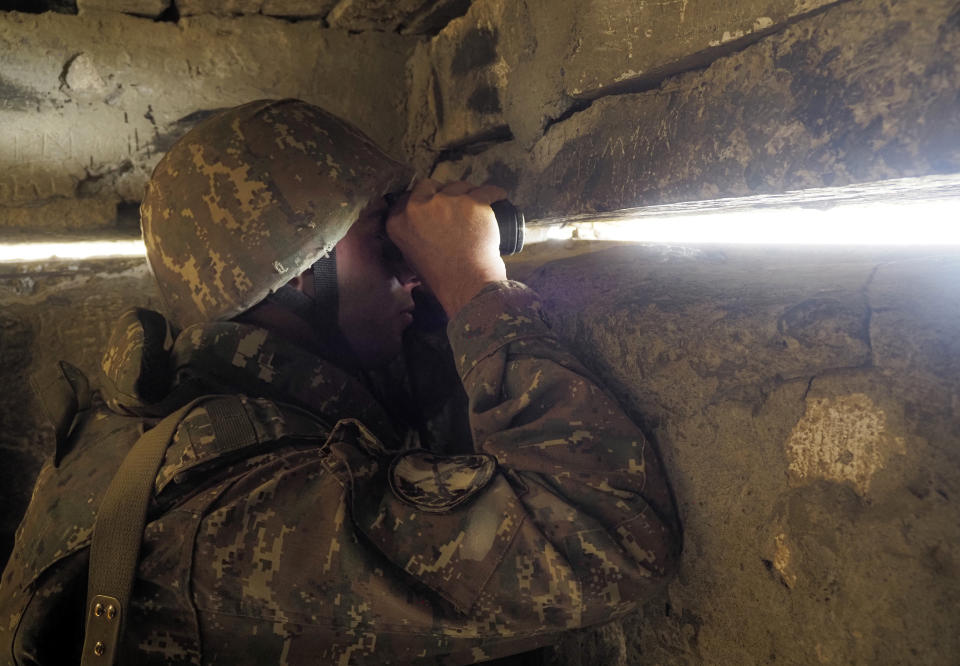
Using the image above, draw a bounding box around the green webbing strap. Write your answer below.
[80,396,222,666]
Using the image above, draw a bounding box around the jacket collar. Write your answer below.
[170,321,403,448]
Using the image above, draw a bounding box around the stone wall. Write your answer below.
[414,0,960,220]
[516,243,960,665]
[0,7,417,232]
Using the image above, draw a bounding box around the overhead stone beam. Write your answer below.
[427,0,960,221]
[408,0,846,154]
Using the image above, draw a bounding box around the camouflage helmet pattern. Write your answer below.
[141,99,415,327]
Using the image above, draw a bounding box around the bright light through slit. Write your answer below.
[547,199,960,245]
[0,239,146,263]
[536,175,960,246]
[0,177,957,260]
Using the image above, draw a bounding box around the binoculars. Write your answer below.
[491,200,525,256]
[384,193,525,256]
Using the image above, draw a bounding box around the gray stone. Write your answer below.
[77,0,171,17]
[0,11,415,231]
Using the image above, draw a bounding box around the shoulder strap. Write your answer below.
[79,394,324,664]
[79,396,219,665]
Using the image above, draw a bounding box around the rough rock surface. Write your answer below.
[0,11,415,232]
[327,0,455,32]
[410,0,843,152]
[176,0,337,17]
[425,0,960,220]
[564,0,842,99]
[174,0,470,29]
[77,0,170,17]
[399,0,471,36]
[0,259,160,566]
[510,243,960,665]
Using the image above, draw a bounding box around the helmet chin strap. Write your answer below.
[263,249,338,325]
[261,249,361,371]
[264,285,319,321]
[311,248,339,318]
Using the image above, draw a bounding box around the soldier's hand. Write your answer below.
[386,179,508,318]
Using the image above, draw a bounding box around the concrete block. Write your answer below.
[77,0,171,17]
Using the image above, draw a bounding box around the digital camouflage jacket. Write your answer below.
[0,281,681,665]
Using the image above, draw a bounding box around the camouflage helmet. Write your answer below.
[141,99,415,328]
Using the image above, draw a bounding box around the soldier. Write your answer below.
[0,99,681,664]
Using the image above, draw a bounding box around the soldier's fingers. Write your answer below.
[409,178,442,201]
[467,184,509,206]
[385,191,411,220]
[438,181,473,196]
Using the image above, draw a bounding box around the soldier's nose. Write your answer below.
[397,264,421,288]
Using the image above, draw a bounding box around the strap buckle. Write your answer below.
[80,594,122,665]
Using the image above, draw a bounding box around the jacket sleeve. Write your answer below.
[352,280,681,637]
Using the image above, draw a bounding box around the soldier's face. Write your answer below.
[335,199,419,368]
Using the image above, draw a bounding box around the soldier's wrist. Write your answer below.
[437,268,507,318]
